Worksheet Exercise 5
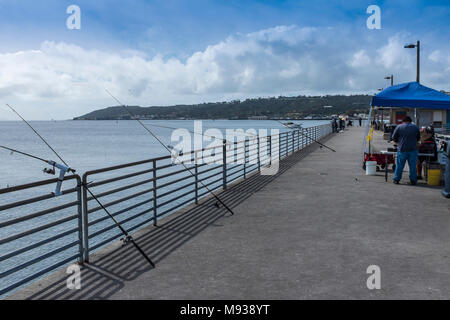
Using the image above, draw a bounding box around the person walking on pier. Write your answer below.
[392,116,421,185]
[332,117,338,133]
[358,116,362,127]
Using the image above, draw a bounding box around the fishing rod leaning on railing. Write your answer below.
[105,89,236,216]
[3,104,156,268]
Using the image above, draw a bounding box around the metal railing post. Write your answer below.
[279,133,282,160]
[257,136,261,172]
[76,176,83,264]
[152,160,158,226]
[81,173,89,262]
[285,132,288,157]
[301,129,304,149]
[292,131,295,154]
[244,138,248,179]
[269,135,272,166]
[222,140,227,190]
[194,151,199,204]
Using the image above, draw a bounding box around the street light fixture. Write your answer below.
[384,75,394,86]
[404,41,420,83]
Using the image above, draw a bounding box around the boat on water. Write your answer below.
[283,122,303,129]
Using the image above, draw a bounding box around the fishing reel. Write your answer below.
[120,235,132,246]
[43,164,56,175]
[43,161,76,196]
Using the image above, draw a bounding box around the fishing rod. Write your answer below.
[6,104,70,167]
[4,104,155,268]
[105,89,235,216]
[0,145,75,196]
[275,120,336,153]
[126,121,236,148]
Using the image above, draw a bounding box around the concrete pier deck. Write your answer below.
[10,127,450,300]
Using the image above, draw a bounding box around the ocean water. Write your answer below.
[0,120,329,187]
[0,119,330,297]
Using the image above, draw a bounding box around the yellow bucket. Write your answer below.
[427,169,441,186]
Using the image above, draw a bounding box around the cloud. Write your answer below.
[0,25,449,120]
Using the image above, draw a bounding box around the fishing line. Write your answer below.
[105,89,235,216]
[274,119,336,152]
[6,104,70,167]
[4,104,155,268]
[0,145,49,163]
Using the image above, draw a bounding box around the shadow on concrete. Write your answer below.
[18,137,331,300]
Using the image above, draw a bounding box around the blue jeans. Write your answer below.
[394,150,418,182]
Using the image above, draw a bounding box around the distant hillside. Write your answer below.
[74,95,372,120]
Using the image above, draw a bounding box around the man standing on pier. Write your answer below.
[392,116,421,185]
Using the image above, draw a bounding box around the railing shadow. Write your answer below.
[17,136,331,300]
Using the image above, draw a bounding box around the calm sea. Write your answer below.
[0,120,329,187]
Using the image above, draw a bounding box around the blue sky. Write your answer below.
[0,0,449,119]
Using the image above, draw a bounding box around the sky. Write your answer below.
[0,0,449,120]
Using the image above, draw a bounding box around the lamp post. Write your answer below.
[384,75,394,86]
[404,41,421,125]
[384,75,393,127]
[404,41,420,83]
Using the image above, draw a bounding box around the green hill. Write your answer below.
[74,95,372,120]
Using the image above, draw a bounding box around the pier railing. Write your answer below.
[0,175,83,297]
[0,123,332,297]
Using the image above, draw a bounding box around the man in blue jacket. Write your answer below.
[392,116,421,185]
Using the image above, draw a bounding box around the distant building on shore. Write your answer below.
[248,116,269,120]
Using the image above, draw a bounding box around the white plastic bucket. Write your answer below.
[366,161,377,176]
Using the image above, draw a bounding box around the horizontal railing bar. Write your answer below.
[197,184,222,199]
[197,171,222,185]
[156,189,195,209]
[0,240,80,280]
[89,232,123,253]
[89,214,156,252]
[154,162,177,171]
[227,167,245,177]
[0,175,79,195]
[197,164,222,176]
[0,214,79,246]
[86,168,154,188]
[0,227,79,263]
[0,200,79,229]
[86,177,155,201]
[87,187,154,214]
[0,187,78,212]
[88,197,154,227]
[226,163,244,171]
[227,173,245,184]
[84,159,156,176]
[0,254,81,297]
[197,177,223,191]
[157,173,194,190]
[156,196,197,218]
[88,207,154,240]
[156,167,193,181]
[157,181,195,199]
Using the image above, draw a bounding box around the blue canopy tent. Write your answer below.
[361,82,450,164]
[371,82,450,110]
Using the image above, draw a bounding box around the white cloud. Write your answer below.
[348,50,371,68]
[0,25,449,120]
